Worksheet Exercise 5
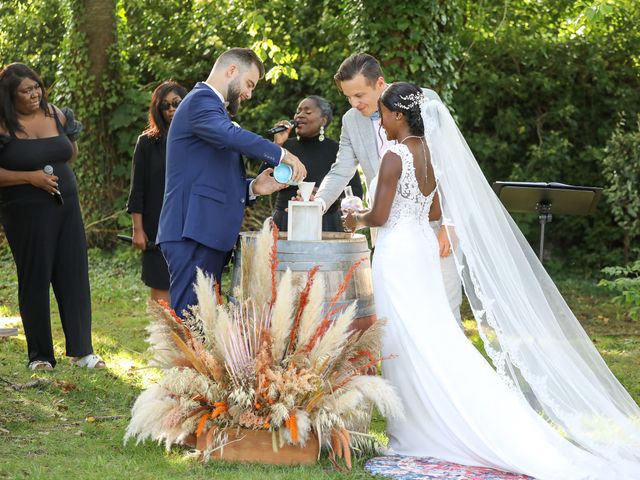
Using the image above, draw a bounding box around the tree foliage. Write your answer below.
[348,0,463,103]
[602,116,640,260]
[454,0,640,268]
[599,260,640,321]
[0,0,638,267]
[0,0,67,85]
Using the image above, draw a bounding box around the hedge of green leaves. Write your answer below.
[453,0,640,269]
[1,0,638,269]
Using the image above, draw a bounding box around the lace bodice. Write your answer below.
[383,143,436,229]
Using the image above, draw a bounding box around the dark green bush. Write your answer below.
[599,261,640,321]
[1,0,638,269]
[453,0,640,270]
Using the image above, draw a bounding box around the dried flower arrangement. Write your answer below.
[124,220,402,468]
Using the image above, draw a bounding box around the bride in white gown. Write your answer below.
[343,82,640,480]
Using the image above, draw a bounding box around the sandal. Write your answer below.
[71,354,106,369]
[28,360,54,371]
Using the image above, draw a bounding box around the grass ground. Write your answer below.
[0,247,638,479]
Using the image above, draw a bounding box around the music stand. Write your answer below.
[492,182,602,262]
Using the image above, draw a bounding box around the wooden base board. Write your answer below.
[183,428,319,465]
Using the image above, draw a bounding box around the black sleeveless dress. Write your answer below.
[0,107,94,367]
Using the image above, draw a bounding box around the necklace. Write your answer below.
[399,135,421,144]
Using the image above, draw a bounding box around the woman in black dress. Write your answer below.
[0,63,104,370]
[127,81,187,304]
[267,95,363,231]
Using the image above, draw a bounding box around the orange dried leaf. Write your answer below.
[340,428,352,470]
[331,429,342,459]
[195,412,209,437]
[288,265,320,352]
[269,222,280,307]
[289,413,298,443]
[304,258,366,353]
[170,331,208,376]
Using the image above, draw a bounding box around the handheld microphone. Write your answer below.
[267,120,298,135]
[43,165,64,206]
[117,234,158,251]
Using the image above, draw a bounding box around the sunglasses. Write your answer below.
[159,98,182,111]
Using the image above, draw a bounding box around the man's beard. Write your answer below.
[226,78,241,116]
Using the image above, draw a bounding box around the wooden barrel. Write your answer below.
[230,232,375,333]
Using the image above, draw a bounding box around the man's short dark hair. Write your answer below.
[334,53,384,87]
[217,48,265,78]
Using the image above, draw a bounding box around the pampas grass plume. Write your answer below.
[270,269,294,362]
[194,268,218,345]
[247,219,274,307]
[309,302,356,367]
[124,384,177,445]
[297,276,325,349]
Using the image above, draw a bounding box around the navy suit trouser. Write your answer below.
[159,239,228,317]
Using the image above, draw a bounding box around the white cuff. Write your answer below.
[279,147,286,163]
[248,180,258,200]
[315,197,327,213]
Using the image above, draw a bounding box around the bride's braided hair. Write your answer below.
[379,82,425,136]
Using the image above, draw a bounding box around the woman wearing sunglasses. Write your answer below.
[126,80,187,304]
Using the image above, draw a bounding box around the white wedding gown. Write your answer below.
[371,144,633,480]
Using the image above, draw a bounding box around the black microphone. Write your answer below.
[267,120,298,135]
[117,234,158,251]
[43,164,64,206]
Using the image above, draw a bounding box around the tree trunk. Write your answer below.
[624,232,630,264]
[55,0,123,246]
[78,0,117,89]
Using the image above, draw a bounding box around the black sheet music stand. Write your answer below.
[492,182,602,262]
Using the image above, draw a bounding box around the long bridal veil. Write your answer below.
[421,99,640,467]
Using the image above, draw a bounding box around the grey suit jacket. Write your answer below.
[315,87,441,207]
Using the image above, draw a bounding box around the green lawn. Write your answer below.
[0,247,638,480]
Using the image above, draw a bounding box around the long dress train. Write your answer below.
[371,143,635,480]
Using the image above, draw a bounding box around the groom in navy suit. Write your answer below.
[157,48,306,316]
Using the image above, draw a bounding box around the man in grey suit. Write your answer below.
[314,53,462,324]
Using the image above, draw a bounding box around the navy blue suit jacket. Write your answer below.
[157,82,281,252]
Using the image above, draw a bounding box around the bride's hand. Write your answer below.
[437,224,454,257]
[342,209,367,233]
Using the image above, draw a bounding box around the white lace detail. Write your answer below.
[422,98,640,469]
[383,143,436,230]
[463,261,637,460]
[423,100,440,137]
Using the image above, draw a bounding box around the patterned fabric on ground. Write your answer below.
[365,456,533,480]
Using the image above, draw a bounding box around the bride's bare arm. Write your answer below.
[429,191,442,221]
[432,191,456,257]
[343,151,401,231]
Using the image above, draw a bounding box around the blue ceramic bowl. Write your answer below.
[273,163,296,185]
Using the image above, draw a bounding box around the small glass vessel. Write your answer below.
[340,186,363,211]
